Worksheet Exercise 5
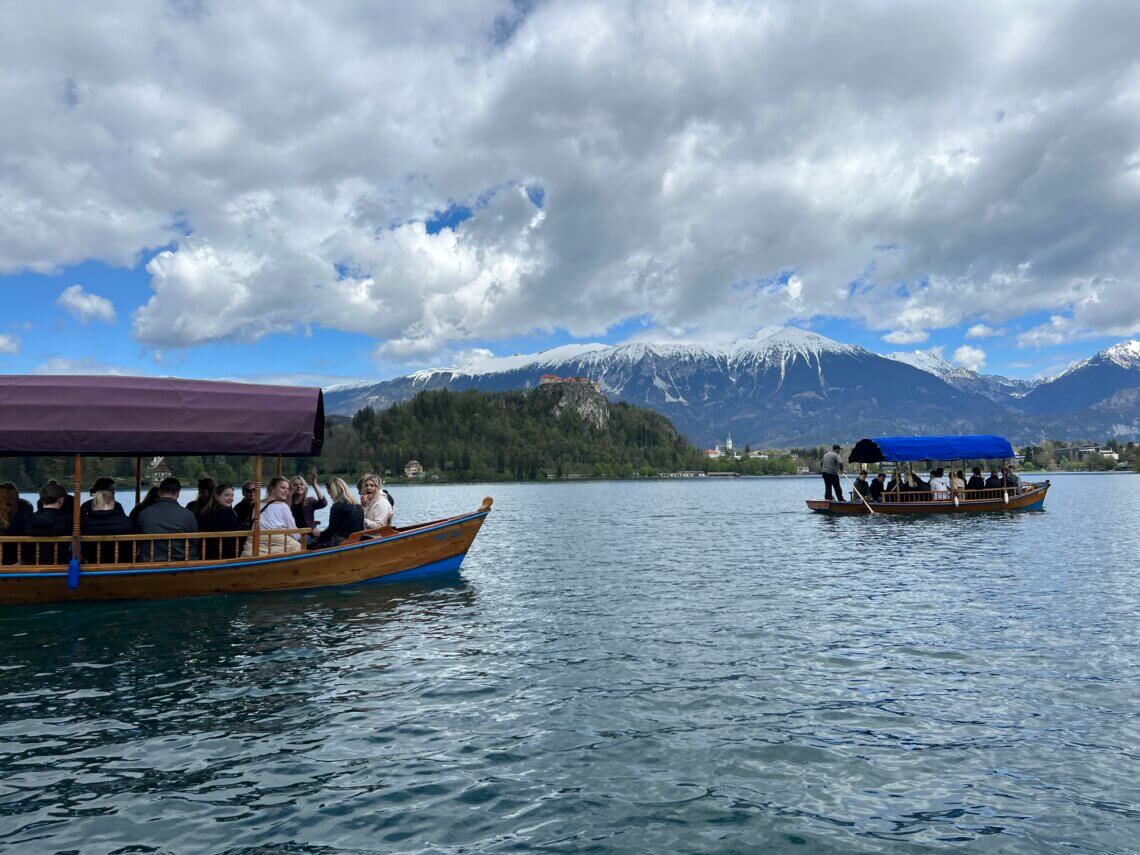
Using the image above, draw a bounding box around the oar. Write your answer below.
[841,471,876,515]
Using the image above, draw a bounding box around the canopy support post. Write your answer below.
[252,455,262,557]
[277,454,283,477]
[134,456,142,505]
[69,454,82,587]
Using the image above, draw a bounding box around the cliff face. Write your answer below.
[533,381,609,430]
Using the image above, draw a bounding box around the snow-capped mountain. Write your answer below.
[326,328,1140,444]
[887,349,1039,402]
[1020,340,1140,416]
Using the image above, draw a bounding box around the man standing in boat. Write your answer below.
[820,444,845,502]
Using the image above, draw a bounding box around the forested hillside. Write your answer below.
[320,388,705,480]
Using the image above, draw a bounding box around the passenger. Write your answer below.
[186,478,215,516]
[984,468,1003,489]
[197,483,243,560]
[867,473,886,502]
[929,467,951,500]
[137,477,198,562]
[129,486,160,530]
[852,470,870,499]
[26,483,73,564]
[1004,466,1021,490]
[819,444,845,502]
[79,477,124,517]
[241,476,307,556]
[884,472,900,499]
[966,467,986,494]
[952,470,966,493]
[233,481,257,530]
[314,477,365,548]
[0,483,34,565]
[81,490,133,564]
[289,470,328,535]
[358,473,394,529]
[36,479,75,517]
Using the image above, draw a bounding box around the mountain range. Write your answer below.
[325,329,1140,447]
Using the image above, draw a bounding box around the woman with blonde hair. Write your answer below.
[241,476,308,556]
[357,473,393,530]
[289,468,327,531]
[314,477,365,548]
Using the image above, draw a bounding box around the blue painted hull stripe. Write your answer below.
[369,553,466,583]
[0,510,487,580]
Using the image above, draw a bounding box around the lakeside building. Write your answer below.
[143,456,174,485]
[404,460,425,479]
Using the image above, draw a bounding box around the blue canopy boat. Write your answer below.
[807,434,1049,515]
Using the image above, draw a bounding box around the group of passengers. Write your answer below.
[0,470,395,565]
[851,465,1021,503]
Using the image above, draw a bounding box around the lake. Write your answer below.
[1,473,1137,852]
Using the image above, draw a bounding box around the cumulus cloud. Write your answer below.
[883,329,929,345]
[953,344,987,371]
[2,1,1139,360]
[966,323,1004,338]
[57,284,116,324]
[0,334,19,355]
[32,357,132,375]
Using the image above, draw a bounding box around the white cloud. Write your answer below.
[57,284,117,324]
[1,2,1138,357]
[882,329,929,345]
[966,323,1004,338]
[0,334,19,355]
[953,344,987,371]
[32,357,131,374]
[1018,315,1074,348]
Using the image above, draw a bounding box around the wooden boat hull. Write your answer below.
[806,482,1049,515]
[0,502,491,606]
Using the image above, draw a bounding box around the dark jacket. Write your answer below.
[81,508,134,564]
[233,498,255,530]
[197,505,243,560]
[852,476,869,497]
[314,501,364,548]
[966,475,986,492]
[136,498,198,562]
[80,497,125,517]
[984,475,1003,488]
[867,479,884,501]
[1,502,35,564]
[290,495,328,529]
[24,507,72,564]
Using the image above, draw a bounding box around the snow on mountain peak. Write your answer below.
[1104,340,1140,369]
[731,326,859,360]
[887,348,974,379]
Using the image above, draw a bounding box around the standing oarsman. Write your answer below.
[820,444,845,502]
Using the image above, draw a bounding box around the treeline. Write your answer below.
[318,389,706,480]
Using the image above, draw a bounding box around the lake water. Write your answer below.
[2,474,1137,852]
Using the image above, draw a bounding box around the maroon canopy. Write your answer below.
[0,376,324,457]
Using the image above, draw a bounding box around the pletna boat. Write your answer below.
[0,375,492,605]
[806,434,1049,515]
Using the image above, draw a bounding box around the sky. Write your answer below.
[1,0,1138,384]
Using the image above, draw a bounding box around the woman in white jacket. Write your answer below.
[357,473,393,530]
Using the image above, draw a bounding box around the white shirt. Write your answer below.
[363,493,393,529]
[260,501,300,540]
[929,475,951,499]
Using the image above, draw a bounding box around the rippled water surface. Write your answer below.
[2,474,1138,852]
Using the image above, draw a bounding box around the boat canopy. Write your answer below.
[849,435,1015,464]
[0,375,324,457]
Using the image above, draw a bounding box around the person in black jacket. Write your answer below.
[26,483,72,564]
[314,477,365,548]
[0,482,33,565]
[966,466,986,495]
[233,482,256,530]
[984,468,1003,489]
[81,490,133,564]
[79,477,125,517]
[852,470,870,500]
[867,473,885,502]
[185,477,215,516]
[197,484,243,559]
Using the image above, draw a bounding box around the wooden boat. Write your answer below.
[806,434,1049,516]
[0,376,492,605]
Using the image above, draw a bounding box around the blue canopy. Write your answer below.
[849,435,1015,463]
